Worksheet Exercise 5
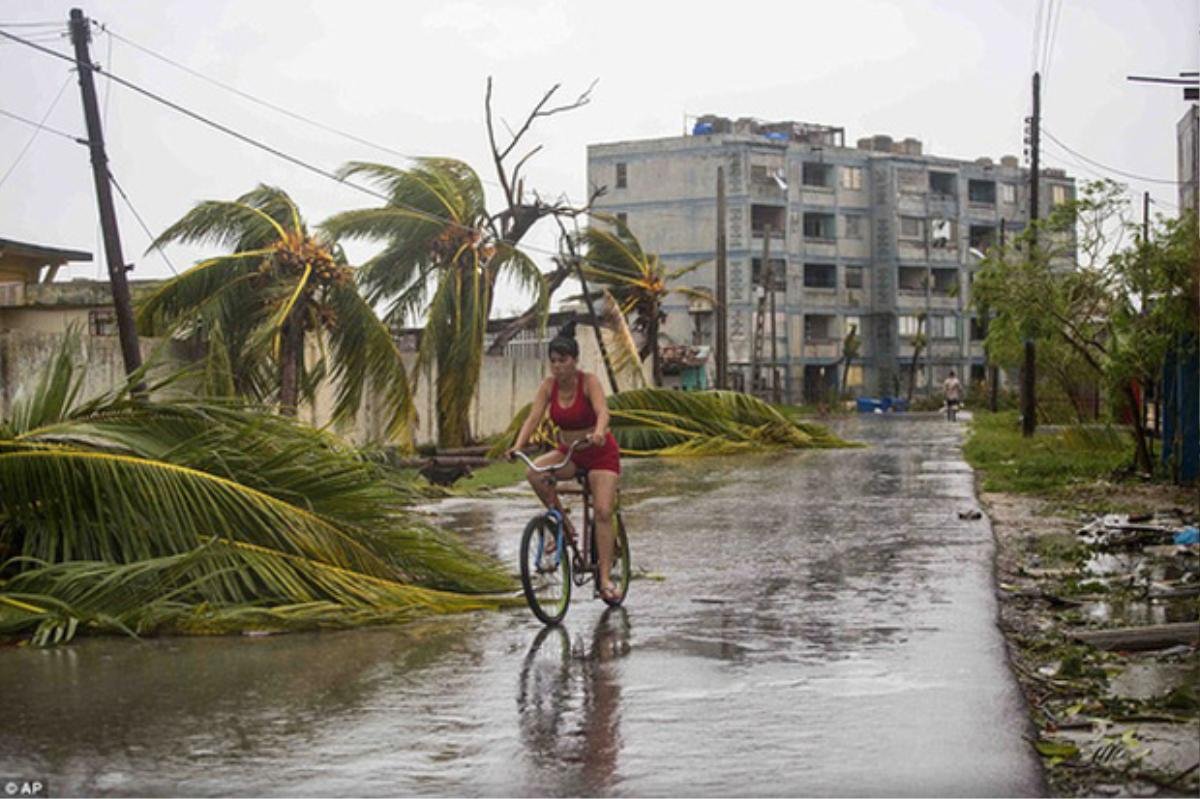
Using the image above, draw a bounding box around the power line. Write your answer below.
[1042,0,1065,90]
[96,24,516,195]
[0,21,63,27]
[107,170,179,275]
[0,72,73,191]
[0,25,627,277]
[1042,127,1181,185]
[99,25,422,165]
[0,105,87,144]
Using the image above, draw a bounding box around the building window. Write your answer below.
[898,314,923,337]
[89,309,117,336]
[752,205,787,235]
[802,162,833,188]
[840,166,863,190]
[970,316,987,341]
[968,179,996,204]
[803,213,835,240]
[1001,183,1017,204]
[804,314,836,340]
[929,171,956,198]
[843,214,864,240]
[927,315,959,339]
[752,257,787,291]
[968,224,996,252]
[615,162,627,189]
[931,268,958,295]
[844,314,861,337]
[844,265,864,289]
[1051,184,1068,206]
[899,216,925,240]
[803,263,836,289]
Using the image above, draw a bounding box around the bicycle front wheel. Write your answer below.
[602,512,632,607]
[520,515,572,625]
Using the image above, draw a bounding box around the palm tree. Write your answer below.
[580,215,706,386]
[0,336,514,646]
[322,159,545,448]
[137,185,413,444]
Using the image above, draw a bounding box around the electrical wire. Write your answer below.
[99,25,422,165]
[107,170,179,275]
[0,106,87,144]
[1042,127,1180,185]
[0,72,74,191]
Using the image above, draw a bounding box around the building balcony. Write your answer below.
[802,340,841,359]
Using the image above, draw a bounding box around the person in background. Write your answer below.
[942,370,964,421]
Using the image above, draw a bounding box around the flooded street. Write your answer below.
[2,415,1043,797]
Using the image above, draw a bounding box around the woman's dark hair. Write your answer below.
[548,320,579,358]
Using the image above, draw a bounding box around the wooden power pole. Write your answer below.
[715,166,728,390]
[1022,71,1040,438]
[69,8,142,378]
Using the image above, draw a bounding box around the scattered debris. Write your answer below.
[959,508,984,520]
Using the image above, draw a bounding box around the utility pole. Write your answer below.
[769,245,780,405]
[1023,71,1040,437]
[715,166,728,390]
[988,221,1004,412]
[752,227,773,397]
[69,8,142,379]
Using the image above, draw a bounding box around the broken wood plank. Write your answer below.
[392,456,491,469]
[1071,622,1200,652]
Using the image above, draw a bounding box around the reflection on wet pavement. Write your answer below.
[1,416,1043,797]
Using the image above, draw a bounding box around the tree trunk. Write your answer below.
[1124,383,1154,474]
[485,262,572,355]
[650,308,662,387]
[278,311,305,417]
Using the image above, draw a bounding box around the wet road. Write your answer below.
[1,415,1043,797]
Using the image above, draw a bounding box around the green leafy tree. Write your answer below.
[579,215,707,386]
[138,185,414,444]
[322,159,546,448]
[973,179,1195,474]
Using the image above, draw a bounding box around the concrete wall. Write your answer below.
[2,322,632,447]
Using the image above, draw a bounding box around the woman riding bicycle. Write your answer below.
[506,322,622,603]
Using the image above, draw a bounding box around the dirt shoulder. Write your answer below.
[982,484,1199,797]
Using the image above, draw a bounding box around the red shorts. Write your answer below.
[558,432,621,475]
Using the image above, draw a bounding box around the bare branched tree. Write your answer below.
[483,77,606,354]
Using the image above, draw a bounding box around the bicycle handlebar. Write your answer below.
[510,439,587,473]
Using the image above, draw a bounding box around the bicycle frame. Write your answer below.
[514,444,598,587]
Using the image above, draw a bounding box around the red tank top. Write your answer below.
[549,375,597,430]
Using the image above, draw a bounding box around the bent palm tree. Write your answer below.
[137,184,413,444]
[580,215,707,386]
[0,337,514,646]
[322,159,545,448]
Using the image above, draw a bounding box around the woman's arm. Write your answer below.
[510,378,552,453]
[585,373,611,446]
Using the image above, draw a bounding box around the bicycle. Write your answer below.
[511,441,631,626]
[945,399,959,422]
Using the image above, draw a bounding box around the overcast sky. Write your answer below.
[1,0,1195,315]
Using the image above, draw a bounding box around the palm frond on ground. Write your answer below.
[489,388,852,458]
[0,338,514,646]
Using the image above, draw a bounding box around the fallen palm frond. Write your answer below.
[0,335,515,646]
[489,388,853,458]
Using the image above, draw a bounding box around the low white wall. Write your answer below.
[0,326,633,447]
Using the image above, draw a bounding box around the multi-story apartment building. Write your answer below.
[1178,104,1199,218]
[586,115,1076,401]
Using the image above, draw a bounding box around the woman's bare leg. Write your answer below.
[526,452,577,551]
[588,469,620,595]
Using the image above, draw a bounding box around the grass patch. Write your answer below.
[964,410,1131,496]
[447,459,526,494]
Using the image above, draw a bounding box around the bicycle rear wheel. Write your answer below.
[520,515,572,625]
[602,512,632,607]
